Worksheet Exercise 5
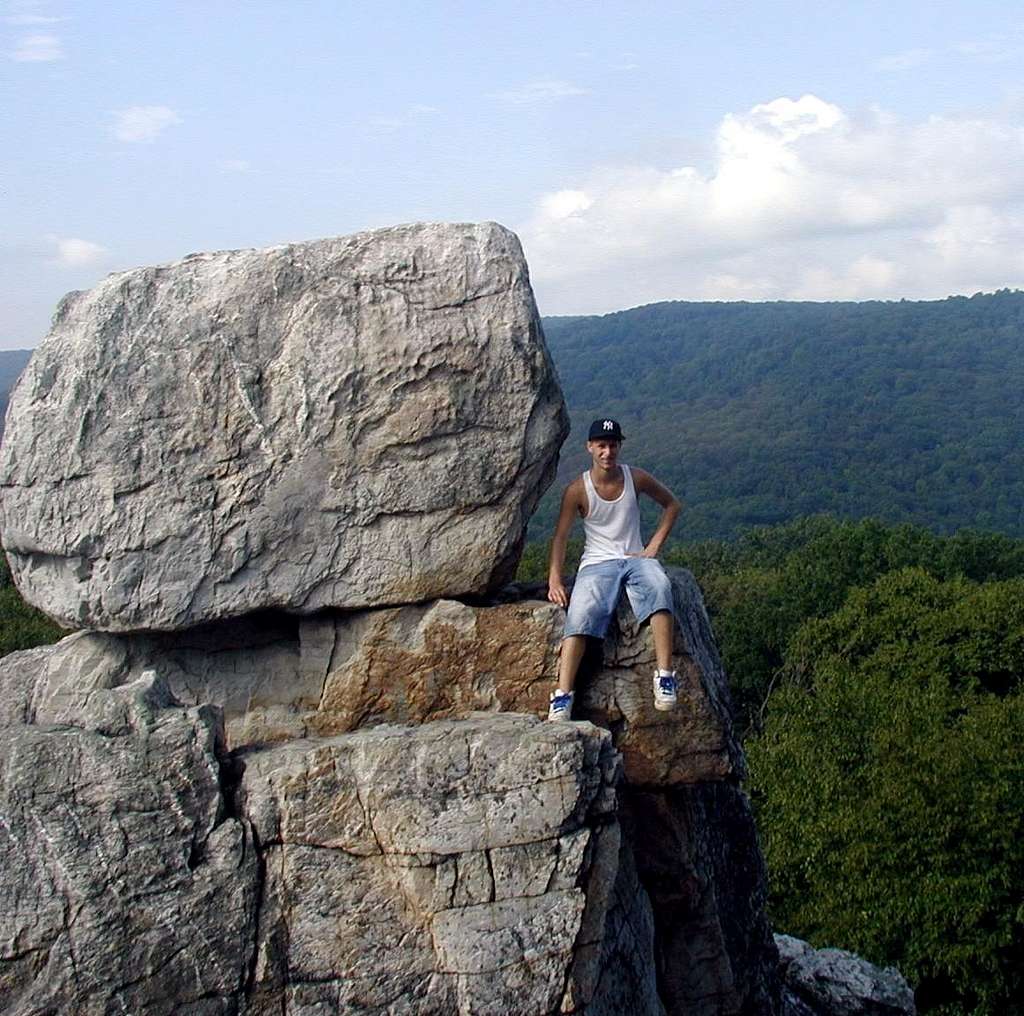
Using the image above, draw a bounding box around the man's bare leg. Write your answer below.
[557,635,587,692]
[650,610,674,671]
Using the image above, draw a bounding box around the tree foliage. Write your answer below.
[661,516,1024,731]
[0,554,64,658]
[749,568,1024,1015]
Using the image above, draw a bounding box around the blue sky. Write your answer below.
[4,0,1024,348]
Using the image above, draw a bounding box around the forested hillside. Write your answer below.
[0,350,29,432]
[536,289,1024,542]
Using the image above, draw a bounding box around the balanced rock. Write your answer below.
[0,222,567,631]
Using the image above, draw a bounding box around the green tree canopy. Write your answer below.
[661,516,1024,732]
[750,568,1024,1016]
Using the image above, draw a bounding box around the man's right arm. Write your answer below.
[547,480,582,608]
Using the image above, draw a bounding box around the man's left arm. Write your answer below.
[632,468,681,558]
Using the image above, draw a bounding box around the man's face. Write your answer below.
[587,438,621,471]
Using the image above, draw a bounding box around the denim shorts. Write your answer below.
[563,557,674,639]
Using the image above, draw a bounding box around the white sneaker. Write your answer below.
[653,671,678,711]
[547,689,574,721]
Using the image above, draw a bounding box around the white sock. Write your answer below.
[656,668,676,678]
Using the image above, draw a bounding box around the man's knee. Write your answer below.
[625,558,672,616]
[563,564,622,639]
[636,557,671,593]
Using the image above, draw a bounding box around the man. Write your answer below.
[547,418,682,721]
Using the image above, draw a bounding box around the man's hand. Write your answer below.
[548,576,569,608]
[631,470,681,558]
[547,480,583,610]
[628,545,661,559]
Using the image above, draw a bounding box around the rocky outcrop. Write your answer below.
[626,784,778,1015]
[0,661,655,1015]
[0,222,567,631]
[238,714,649,1015]
[579,568,743,786]
[0,569,774,1015]
[0,224,784,1015]
[8,570,742,782]
[775,934,916,1016]
[0,669,258,1014]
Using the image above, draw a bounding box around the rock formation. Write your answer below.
[0,222,566,631]
[0,224,784,1015]
[775,935,916,1016]
[0,669,258,1013]
[0,571,777,1015]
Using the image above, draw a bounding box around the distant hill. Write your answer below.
[3,289,1023,544]
[0,350,31,436]
[536,289,1024,542]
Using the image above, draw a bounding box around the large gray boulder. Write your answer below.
[0,222,567,631]
[0,669,259,1014]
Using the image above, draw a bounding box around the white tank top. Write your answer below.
[579,464,644,570]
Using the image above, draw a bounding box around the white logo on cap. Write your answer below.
[603,420,614,431]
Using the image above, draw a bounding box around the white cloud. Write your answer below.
[111,105,182,143]
[6,13,64,24]
[11,32,61,61]
[368,103,439,132]
[789,255,901,301]
[51,237,107,266]
[875,48,934,72]
[518,95,1024,313]
[541,190,593,220]
[925,205,1024,281]
[216,158,254,174]
[491,79,589,104]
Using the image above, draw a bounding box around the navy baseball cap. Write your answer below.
[588,418,624,440]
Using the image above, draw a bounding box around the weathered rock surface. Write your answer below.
[0,569,771,1014]
[0,221,567,631]
[18,567,742,785]
[236,713,661,1015]
[626,784,780,1016]
[578,567,744,785]
[775,934,916,1016]
[0,669,259,1014]
[0,647,666,1015]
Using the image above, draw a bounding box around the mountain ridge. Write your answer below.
[537,288,1024,541]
